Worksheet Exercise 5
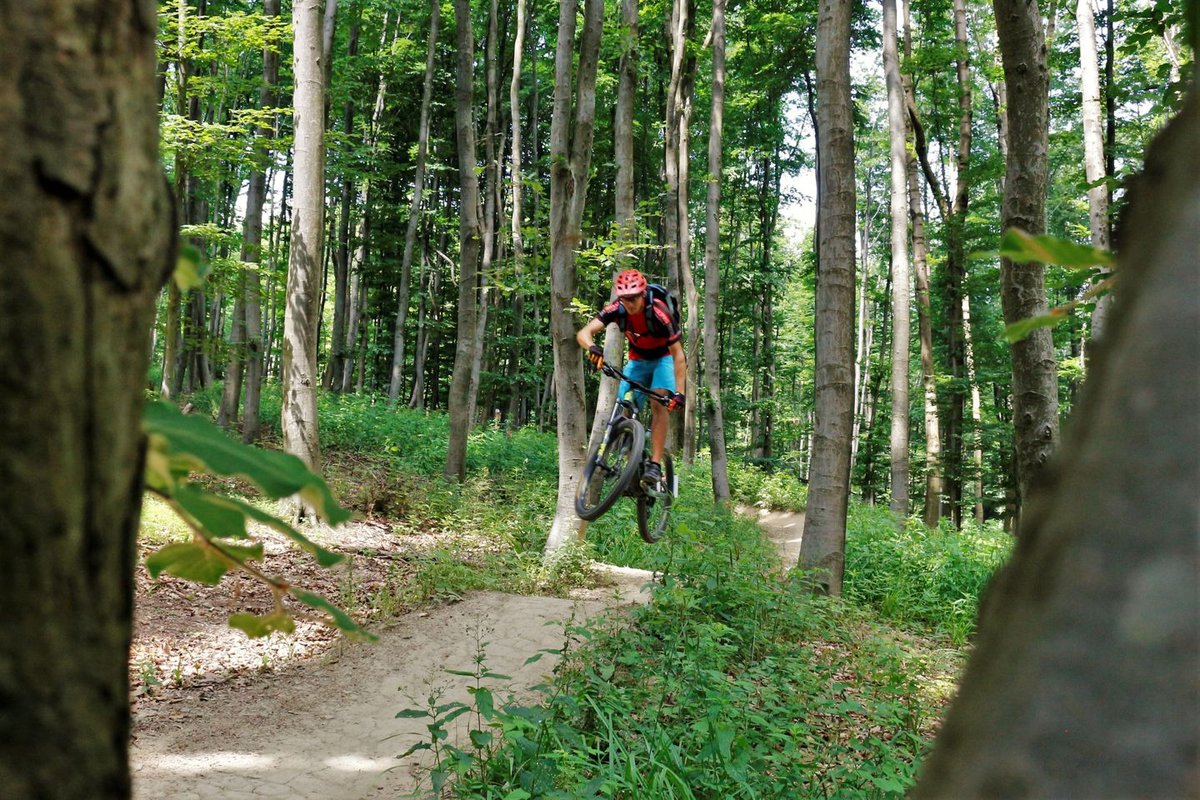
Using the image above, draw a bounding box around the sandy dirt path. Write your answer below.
[130,571,655,799]
[130,514,803,799]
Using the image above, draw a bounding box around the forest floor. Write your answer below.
[127,505,918,799]
[127,514,662,800]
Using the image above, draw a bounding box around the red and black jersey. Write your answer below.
[597,294,681,360]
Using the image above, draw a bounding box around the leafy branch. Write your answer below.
[142,400,374,640]
[996,228,1116,343]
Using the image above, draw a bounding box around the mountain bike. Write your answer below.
[574,363,678,543]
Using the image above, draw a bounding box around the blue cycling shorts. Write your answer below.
[619,355,676,410]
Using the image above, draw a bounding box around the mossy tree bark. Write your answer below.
[0,1,174,796]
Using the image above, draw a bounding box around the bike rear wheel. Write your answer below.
[637,454,675,542]
[575,418,644,521]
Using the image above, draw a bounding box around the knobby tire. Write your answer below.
[637,453,675,543]
[575,418,644,521]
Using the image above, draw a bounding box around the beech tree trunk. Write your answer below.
[994,0,1058,508]
[444,0,485,483]
[587,0,639,450]
[281,0,326,480]
[544,0,604,557]
[1077,0,1112,343]
[914,85,1199,800]
[798,0,856,594]
[704,0,731,503]
[389,0,438,405]
[0,2,174,795]
[504,0,531,427]
[883,0,911,518]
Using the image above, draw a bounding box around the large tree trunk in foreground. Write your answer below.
[914,85,1199,800]
[544,0,604,557]
[0,2,173,796]
[798,0,856,594]
[994,0,1057,510]
[282,0,326,477]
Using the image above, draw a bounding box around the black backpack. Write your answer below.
[647,283,681,330]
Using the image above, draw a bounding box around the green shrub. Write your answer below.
[727,460,808,511]
[843,504,1012,644]
[423,506,950,799]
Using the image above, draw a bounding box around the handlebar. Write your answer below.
[598,363,674,407]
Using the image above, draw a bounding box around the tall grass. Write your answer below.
[843,504,1012,644]
[412,507,950,799]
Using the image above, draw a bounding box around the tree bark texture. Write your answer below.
[994,0,1058,507]
[704,0,731,504]
[444,0,485,483]
[1076,0,1112,342]
[545,0,604,557]
[798,0,856,594]
[914,85,1199,800]
[282,0,326,475]
[587,0,639,450]
[0,2,173,796]
[883,0,911,517]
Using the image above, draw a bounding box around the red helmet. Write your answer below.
[614,269,647,298]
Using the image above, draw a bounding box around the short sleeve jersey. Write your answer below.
[597,294,681,360]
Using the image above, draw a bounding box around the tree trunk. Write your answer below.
[282,0,326,477]
[587,0,639,450]
[994,0,1058,509]
[1077,0,1112,343]
[0,3,173,795]
[962,294,985,524]
[798,0,856,594]
[908,0,973,526]
[389,0,438,405]
[909,121,941,526]
[467,0,502,429]
[324,17,359,391]
[884,0,911,518]
[504,0,531,427]
[914,86,1199,800]
[444,0,485,483]
[544,0,604,558]
[704,0,730,503]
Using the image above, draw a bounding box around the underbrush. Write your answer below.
[843,505,1012,645]
[404,507,957,799]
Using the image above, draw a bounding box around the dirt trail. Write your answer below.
[130,514,802,799]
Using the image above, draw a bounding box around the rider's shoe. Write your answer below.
[641,461,662,491]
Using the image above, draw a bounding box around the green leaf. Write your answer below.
[174,244,207,290]
[292,589,376,640]
[503,791,532,800]
[998,228,1113,269]
[173,485,252,539]
[143,401,351,525]
[229,612,295,638]
[1002,310,1068,342]
[219,494,344,567]
[146,542,229,585]
[468,729,493,749]
[395,709,430,719]
[398,741,432,758]
[471,687,495,720]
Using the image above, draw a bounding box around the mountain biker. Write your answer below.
[575,268,686,490]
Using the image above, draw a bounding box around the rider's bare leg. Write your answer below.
[649,395,668,464]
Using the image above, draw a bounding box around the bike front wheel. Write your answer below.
[575,418,644,521]
[637,454,675,543]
